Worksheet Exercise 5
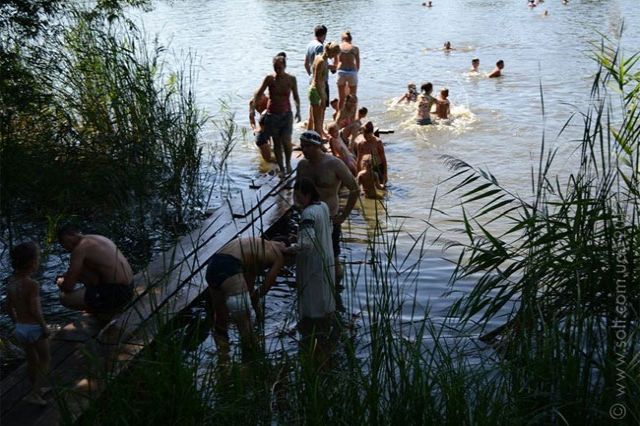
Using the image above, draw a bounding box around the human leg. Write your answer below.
[34,338,50,391]
[337,83,348,110]
[60,288,87,311]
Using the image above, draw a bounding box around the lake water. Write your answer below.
[2,0,638,363]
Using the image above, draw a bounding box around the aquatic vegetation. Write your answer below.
[443,38,640,423]
[0,3,239,271]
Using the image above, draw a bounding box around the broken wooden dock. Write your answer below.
[0,172,294,426]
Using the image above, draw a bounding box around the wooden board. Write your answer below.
[0,171,293,425]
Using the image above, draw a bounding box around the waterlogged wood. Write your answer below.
[0,171,294,426]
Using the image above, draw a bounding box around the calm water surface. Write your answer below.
[2,0,638,362]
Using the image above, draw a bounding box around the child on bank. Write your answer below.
[357,154,385,199]
[5,241,50,406]
[435,88,450,119]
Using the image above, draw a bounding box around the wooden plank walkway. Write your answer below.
[0,171,294,426]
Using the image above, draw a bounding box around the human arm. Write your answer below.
[253,76,271,107]
[354,46,360,71]
[291,76,301,122]
[58,246,86,292]
[304,52,312,75]
[377,140,388,184]
[334,162,360,224]
[249,99,257,130]
[258,248,284,298]
[28,280,49,336]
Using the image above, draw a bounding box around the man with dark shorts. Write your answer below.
[296,130,359,287]
[206,237,285,355]
[254,54,301,176]
[56,224,134,314]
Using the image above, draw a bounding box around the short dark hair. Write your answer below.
[421,82,433,93]
[497,60,504,67]
[314,25,327,38]
[294,177,320,203]
[57,223,80,241]
[358,107,368,116]
[11,241,39,271]
[363,121,375,134]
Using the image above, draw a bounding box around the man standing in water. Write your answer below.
[254,54,301,176]
[205,237,285,356]
[56,224,134,313]
[296,130,359,287]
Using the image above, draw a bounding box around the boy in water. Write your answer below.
[488,60,504,78]
[436,88,450,119]
[327,122,357,175]
[249,93,273,163]
[357,154,385,199]
[470,58,480,73]
[5,242,50,406]
[330,98,339,121]
[400,83,418,103]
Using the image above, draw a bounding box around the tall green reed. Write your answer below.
[443,39,639,423]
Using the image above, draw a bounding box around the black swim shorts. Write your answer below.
[84,282,134,312]
[206,253,244,289]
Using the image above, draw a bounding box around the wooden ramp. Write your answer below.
[0,172,294,426]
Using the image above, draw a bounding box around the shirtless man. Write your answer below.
[205,237,285,353]
[249,92,272,162]
[353,121,388,185]
[488,60,504,78]
[309,42,341,137]
[254,54,301,175]
[470,58,480,73]
[56,224,134,313]
[296,130,359,285]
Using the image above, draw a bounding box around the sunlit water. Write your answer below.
[2,0,638,365]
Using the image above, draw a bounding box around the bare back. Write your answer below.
[337,42,359,71]
[219,237,280,272]
[7,276,40,324]
[74,235,133,286]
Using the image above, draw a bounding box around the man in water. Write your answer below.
[296,130,359,286]
[254,54,301,175]
[488,60,504,78]
[206,237,285,355]
[56,224,134,314]
[470,58,480,73]
[304,25,333,113]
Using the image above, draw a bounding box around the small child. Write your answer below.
[327,122,357,175]
[249,93,272,162]
[357,154,385,199]
[5,241,50,406]
[436,88,450,119]
[488,60,504,78]
[336,94,358,130]
[330,98,339,121]
[400,83,418,103]
[345,106,368,147]
[470,58,480,73]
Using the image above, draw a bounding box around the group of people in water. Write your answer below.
[249,25,388,202]
[6,17,516,402]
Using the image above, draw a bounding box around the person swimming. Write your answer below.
[470,58,480,73]
[400,83,418,103]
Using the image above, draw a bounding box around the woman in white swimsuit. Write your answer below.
[336,31,360,109]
